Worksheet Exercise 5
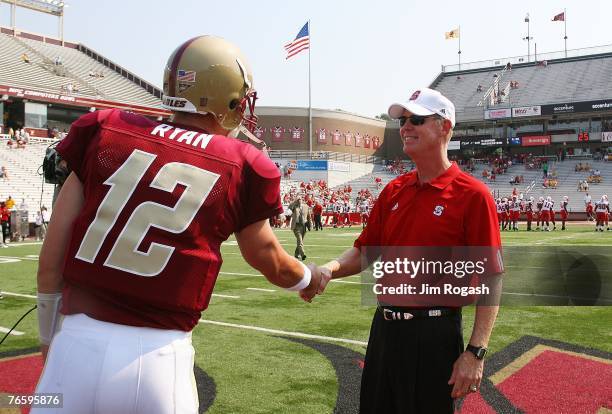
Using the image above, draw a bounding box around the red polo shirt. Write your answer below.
[355,163,501,249]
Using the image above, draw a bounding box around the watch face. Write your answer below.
[476,348,487,359]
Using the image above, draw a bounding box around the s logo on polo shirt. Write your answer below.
[433,205,444,216]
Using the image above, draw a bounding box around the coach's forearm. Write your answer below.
[323,247,362,279]
[467,305,499,348]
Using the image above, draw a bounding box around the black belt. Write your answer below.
[378,306,460,321]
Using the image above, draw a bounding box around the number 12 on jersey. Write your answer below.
[76,149,219,276]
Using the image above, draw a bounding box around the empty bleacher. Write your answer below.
[0,139,55,221]
[434,54,612,119]
[0,30,161,108]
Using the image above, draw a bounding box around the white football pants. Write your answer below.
[32,313,198,414]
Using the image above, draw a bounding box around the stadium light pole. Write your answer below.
[523,13,533,62]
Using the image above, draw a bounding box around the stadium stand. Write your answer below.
[0,31,161,108]
[0,139,55,222]
[433,52,612,120]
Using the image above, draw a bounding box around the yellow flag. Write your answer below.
[445,28,460,39]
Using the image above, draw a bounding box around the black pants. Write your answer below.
[1,221,8,243]
[314,214,323,230]
[360,308,463,414]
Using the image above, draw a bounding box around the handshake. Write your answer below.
[298,263,334,303]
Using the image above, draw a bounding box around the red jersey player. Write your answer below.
[35,36,329,413]
[595,195,610,232]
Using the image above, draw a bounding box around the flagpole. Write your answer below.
[458,25,461,70]
[564,9,567,58]
[308,20,312,154]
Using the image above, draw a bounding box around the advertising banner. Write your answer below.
[522,135,551,146]
[297,160,328,171]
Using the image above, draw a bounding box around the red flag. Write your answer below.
[552,12,565,21]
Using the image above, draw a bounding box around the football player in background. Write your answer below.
[536,196,544,230]
[549,196,557,230]
[541,196,554,231]
[595,195,610,231]
[525,196,534,231]
[33,36,329,414]
[559,196,569,231]
[509,195,520,231]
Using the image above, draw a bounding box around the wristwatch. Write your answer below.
[466,344,488,360]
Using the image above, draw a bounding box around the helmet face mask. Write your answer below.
[162,36,258,131]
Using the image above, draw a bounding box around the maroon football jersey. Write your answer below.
[57,109,282,331]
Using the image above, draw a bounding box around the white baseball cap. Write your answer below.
[388,88,456,127]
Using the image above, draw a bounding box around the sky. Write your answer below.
[1,0,611,118]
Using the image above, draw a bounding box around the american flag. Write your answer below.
[177,70,196,82]
[284,22,309,60]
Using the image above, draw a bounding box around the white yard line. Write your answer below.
[0,326,24,336]
[330,280,371,285]
[0,256,38,261]
[211,294,240,299]
[246,288,276,293]
[198,319,368,346]
[0,291,36,299]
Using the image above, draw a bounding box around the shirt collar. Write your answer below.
[405,162,461,189]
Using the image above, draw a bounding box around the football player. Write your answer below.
[549,196,556,231]
[541,196,554,231]
[595,195,610,231]
[509,195,521,231]
[495,198,503,230]
[559,196,569,231]
[360,199,370,229]
[33,36,330,414]
[525,196,534,231]
[536,196,544,230]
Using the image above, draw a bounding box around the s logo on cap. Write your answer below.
[410,90,421,101]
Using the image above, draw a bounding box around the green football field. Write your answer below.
[0,224,611,413]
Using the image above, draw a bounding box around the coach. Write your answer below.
[318,88,503,413]
[289,196,312,260]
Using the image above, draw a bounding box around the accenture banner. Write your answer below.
[512,106,542,117]
[522,135,551,146]
[541,99,612,115]
[484,108,511,120]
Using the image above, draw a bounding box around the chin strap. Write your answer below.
[239,125,266,150]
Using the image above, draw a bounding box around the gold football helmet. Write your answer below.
[162,36,258,131]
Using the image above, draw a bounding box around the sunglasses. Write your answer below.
[398,114,440,127]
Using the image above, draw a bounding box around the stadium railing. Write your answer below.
[566,154,594,160]
[268,150,383,164]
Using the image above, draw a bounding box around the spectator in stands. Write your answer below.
[542,161,549,178]
[54,55,62,66]
[18,198,28,212]
[476,84,483,92]
[506,62,512,71]
[0,166,8,181]
[20,53,30,63]
[17,129,28,148]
